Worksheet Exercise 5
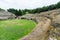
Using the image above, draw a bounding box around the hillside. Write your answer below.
[19,8,60,40]
[0,11,16,20]
[19,8,60,23]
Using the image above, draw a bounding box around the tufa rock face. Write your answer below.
[18,8,60,40]
[19,8,60,22]
[0,11,16,20]
[19,17,51,40]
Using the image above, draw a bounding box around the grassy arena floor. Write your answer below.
[0,19,36,40]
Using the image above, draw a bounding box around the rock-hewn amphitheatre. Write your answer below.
[18,8,60,40]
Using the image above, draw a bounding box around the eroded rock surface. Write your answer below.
[0,11,16,20]
[18,8,60,40]
[19,17,51,40]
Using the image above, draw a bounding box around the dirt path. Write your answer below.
[18,17,51,40]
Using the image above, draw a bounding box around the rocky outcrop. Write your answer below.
[19,17,51,40]
[18,8,60,40]
[19,8,60,20]
[0,11,16,20]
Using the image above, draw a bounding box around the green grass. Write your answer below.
[0,19,36,40]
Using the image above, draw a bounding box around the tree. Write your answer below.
[7,1,60,16]
[47,4,56,10]
[18,9,23,16]
[0,8,5,11]
[56,1,60,8]
[7,8,23,16]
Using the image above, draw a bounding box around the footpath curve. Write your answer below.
[19,17,51,40]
